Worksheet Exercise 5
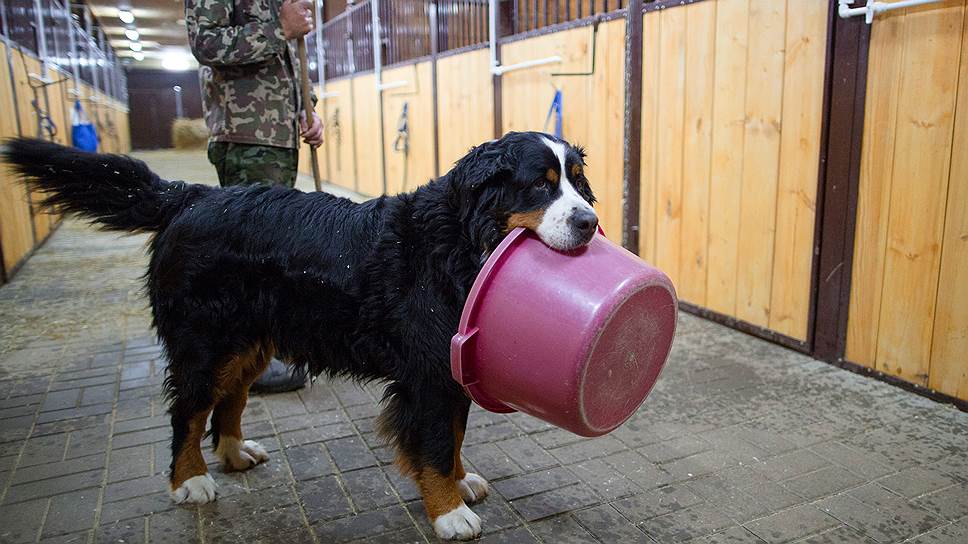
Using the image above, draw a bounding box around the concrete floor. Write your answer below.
[0,151,966,543]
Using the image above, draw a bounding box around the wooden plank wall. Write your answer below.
[501,20,626,238]
[436,49,494,173]
[0,41,35,276]
[382,62,435,195]
[639,0,829,342]
[352,73,384,197]
[0,44,131,283]
[846,0,968,400]
[321,78,357,192]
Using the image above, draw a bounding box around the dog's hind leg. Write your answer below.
[211,345,272,471]
[452,404,488,504]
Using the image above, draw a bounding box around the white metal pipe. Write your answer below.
[377,80,408,91]
[28,73,54,84]
[839,0,944,23]
[487,0,562,76]
[492,56,562,76]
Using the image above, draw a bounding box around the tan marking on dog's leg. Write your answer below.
[453,422,466,481]
[419,467,481,540]
[418,467,463,520]
[170,409,215,503]
[453,414,488,504]
[213,345,272,471]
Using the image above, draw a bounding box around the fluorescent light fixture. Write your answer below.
[129,42,143,52]
[124,29,139,41]
[162,52,192,71]
[118,10,134,24]
[133,52,144,61]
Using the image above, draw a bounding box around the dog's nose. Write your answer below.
[568,209,599,239]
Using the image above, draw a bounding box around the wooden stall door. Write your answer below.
[436,49,494,174]
[353,73,385,197]
[0,42,36,277]
[321,78,357,191]
[640,0,829,343]
[846,0,968,400]
[9,51,53,243]
[381,63,436,195]
[500,20,626,238]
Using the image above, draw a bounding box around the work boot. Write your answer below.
[250,358,306,393]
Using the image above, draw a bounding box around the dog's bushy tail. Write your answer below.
[2,138,206,233]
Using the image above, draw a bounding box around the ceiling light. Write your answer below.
[129,42,143,52]
[124,29,139,41]
[133,52,144,61]
[118,10,134,24]
[162,52,192,71]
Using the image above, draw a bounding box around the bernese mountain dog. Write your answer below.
[2,131,598,540]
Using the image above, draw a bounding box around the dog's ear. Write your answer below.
[452,140,514,191]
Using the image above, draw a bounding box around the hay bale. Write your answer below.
[171,118,210,149]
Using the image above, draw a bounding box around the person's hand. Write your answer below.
[300,111,324,147]
[280,0,314,40]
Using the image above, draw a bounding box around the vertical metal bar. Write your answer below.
[33,0,48,73]
[346,10,355,74]
[621,0,643,252]
[316,0,325,89]
[84,6,98,95]
[812,3,871,362]
[65,1,79,94]
[371,0,388,194]
[0,0,10,41]
[429,0,440,179]
[488,0,497,68]
[490,0,503,138]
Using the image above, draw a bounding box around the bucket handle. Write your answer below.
[450,327,479,386]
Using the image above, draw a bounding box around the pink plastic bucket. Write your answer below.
[451,227,677,437]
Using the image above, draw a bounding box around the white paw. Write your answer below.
[170,474,216,504]
[215,437,269,471]
[241,440,270,463]
[433,503,481,541]
[457,473,489,503]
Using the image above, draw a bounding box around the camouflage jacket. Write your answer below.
[186,0,307,149]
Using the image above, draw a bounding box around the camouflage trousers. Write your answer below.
[207,142,298,188]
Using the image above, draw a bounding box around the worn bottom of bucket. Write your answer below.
[577,283,677,436]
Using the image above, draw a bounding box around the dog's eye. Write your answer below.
[534,179,551,191]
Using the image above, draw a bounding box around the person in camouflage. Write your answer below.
[186,0,323,188]
[185,0,323,391]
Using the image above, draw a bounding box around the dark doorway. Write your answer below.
[126,70,203,150]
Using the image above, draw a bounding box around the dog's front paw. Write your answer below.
[457,473,489,503]
[433,503,481,541]
[170,473,217,504]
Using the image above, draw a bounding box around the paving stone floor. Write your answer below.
[0,151,966,543]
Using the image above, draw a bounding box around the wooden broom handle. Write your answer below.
[297,35,322,191]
